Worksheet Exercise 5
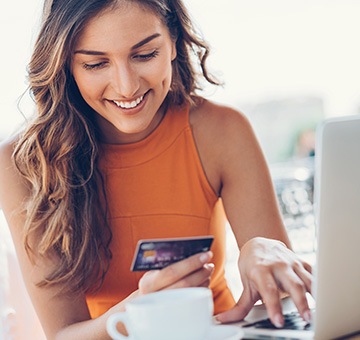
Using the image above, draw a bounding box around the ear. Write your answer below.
[171,40,177,61]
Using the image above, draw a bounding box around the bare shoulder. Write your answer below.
[190,98,252,137]
[189,98,259,160]
[189,98,261,195]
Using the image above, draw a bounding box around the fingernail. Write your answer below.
[273,314,284,328]
[303,309,312,323]
[204,263,215,270]
[200,251,212,263]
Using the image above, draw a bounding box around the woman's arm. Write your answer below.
[0,139,214,339]
[191,100,312,327]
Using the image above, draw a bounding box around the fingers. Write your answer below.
[301,260,312,274]
[138,251,213,294]
[275,263,312,323]
[250,269,284,328]
[225,238,314,327]
[165,263,214,290]
[239,265,284,328]
[219,266,311,328]
[293,260,313,294]
[159,251,213,287]
[257,261,313,327]
[256,261,313,327]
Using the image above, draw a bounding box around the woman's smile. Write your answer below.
[112,93,145,110]
[107,90,149,117]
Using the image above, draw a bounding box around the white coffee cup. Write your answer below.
[106,287,214,340]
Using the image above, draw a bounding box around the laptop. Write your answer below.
[236,115,360,339]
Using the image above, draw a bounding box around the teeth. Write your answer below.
[113,95,144,109]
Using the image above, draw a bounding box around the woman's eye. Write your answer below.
[134,50,159,61]
[82,62,107,70]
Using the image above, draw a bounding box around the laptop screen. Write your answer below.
[313,114,360,339]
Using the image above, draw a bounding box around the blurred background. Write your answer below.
[1,0,360,338]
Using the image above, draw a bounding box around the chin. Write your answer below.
[116,123,150,136]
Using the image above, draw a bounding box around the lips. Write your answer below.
[113,94,145,109]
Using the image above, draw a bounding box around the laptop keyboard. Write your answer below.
[242,311,312,331]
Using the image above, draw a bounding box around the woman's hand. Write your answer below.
[138,251,214,295]
[216,237,312,328]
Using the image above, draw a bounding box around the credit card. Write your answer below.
[130,235,214,271]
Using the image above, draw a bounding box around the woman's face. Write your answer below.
[72,3,176,143]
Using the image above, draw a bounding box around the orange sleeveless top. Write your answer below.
[86,104,235,317]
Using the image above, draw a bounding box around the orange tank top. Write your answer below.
[86,104,235,317]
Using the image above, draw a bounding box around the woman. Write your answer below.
[0,0,312,338]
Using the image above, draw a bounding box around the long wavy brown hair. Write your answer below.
[13,0,220,295]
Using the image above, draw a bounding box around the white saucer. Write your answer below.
[207,324,243,340]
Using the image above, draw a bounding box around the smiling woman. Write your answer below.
[1,1,243,338]
[2,1,358,340]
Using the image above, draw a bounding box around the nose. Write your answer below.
[111,62,140,99]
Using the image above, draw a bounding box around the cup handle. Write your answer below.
[106,312,133,340]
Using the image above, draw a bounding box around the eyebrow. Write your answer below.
[74,33,161,55]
